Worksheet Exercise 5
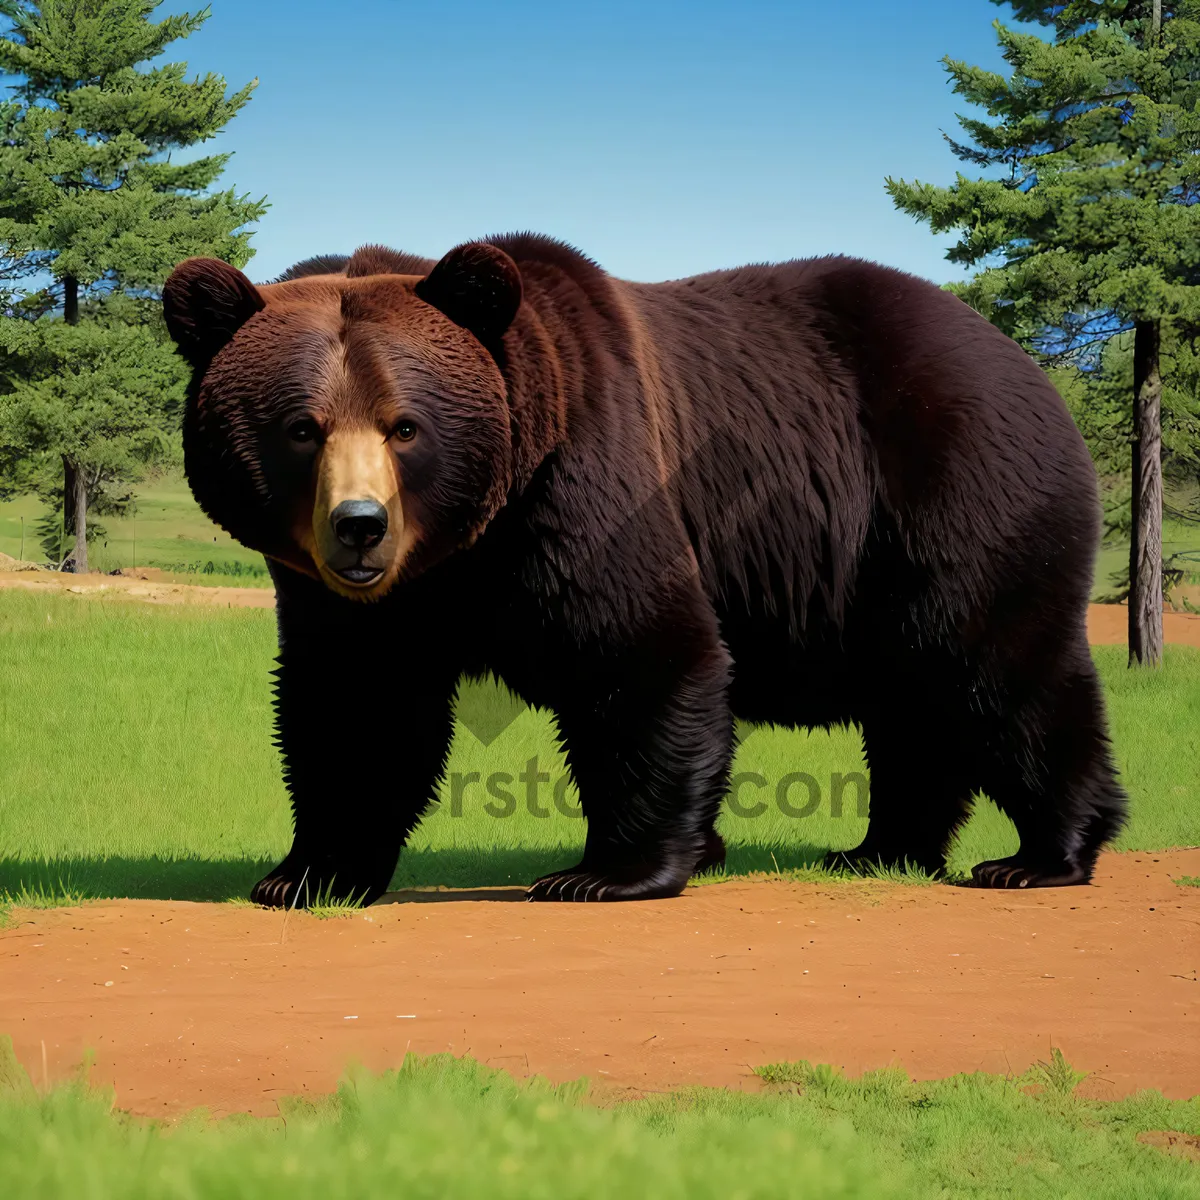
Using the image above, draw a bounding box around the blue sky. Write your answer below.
[173,0,1036,285]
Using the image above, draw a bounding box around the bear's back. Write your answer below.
[619,254,1095,550]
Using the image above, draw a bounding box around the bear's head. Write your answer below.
[163,243,526,601]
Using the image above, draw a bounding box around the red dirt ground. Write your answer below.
[1086,603,1200,649]
[2,850,1197,1117]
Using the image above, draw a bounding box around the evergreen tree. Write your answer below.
[0,0,265,571]
[887,1,1200,666]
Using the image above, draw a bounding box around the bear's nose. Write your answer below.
[331,499,388,550]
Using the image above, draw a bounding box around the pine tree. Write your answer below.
[887,0,1200,666]
[0,0,266,571]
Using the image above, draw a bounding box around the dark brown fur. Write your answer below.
[164,234,1126,906]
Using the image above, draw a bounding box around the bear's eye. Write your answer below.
[287,418,322,445]
[392,419,417,443]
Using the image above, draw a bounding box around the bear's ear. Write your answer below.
[163,258,265,367]
[414,242,522,347]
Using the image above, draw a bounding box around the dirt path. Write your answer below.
[0,567,275,609]
[1,850,1196,1117]
[1086,603,1200,648]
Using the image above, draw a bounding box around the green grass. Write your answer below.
[1093,514,1200,603]
[1,1038,1197,1199]
[756,1048,1090,1097]
[0,588,1197,905]
[0,471,271,586]
[302,878,378,917]
[1175,876,1200,888]
[0,878,88,928]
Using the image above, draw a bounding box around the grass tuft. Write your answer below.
[303,879,370,919]
[754,1059,848,1093]
[837,858,943,886]
[0,878,88,927]
[1025,1047,1089,1096]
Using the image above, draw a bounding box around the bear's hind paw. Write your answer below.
[970,857,1091,888]
[526,865,689,902]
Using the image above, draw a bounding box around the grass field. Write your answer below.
[0,473,271,586]
[2,1038,1198,1198]
[1,588,1197,907]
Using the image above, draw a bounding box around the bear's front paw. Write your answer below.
[250,869,310,909]
[250,856,388,909]
[526,862,690,902]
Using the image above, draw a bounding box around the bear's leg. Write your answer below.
[694,826,728,875]
[971,660,1126,888]
[251,641,458,909]
[527,643,734,901]
[825,715,974,877]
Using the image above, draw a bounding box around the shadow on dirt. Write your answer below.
[377,888,531,904]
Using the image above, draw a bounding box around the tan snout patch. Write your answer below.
[301,426,414,599]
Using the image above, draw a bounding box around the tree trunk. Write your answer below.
[62,276,82,570]
[1128,319,1163,667]
[63,274,79,326]
[67,460,88,574]
[62,454,76,562]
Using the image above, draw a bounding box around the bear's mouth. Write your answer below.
[335,565,385,586]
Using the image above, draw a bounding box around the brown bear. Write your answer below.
[162,234,1126,907]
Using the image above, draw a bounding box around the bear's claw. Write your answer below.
[526,865,691,902]
[525,872,610,902]
[970,858,1090,888]
[251,872,306,909]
